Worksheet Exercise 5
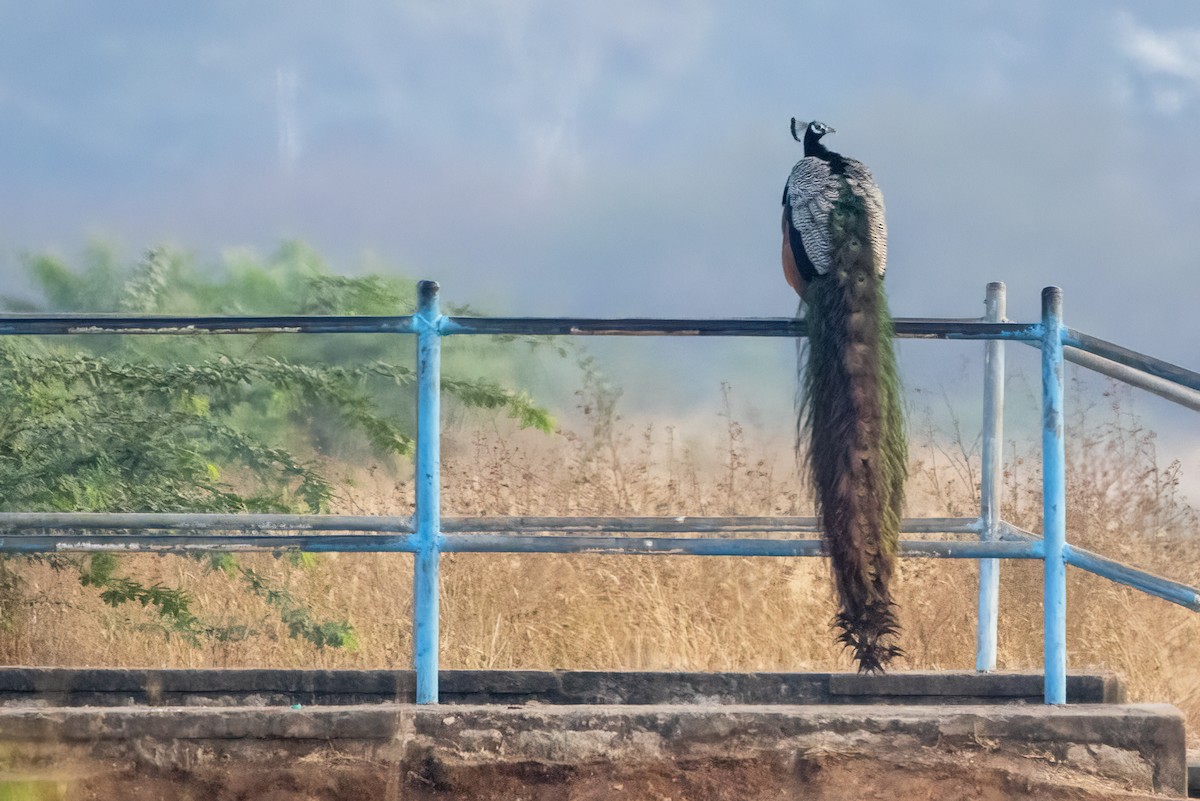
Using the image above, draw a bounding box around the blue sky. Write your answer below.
[1,2,1198,490]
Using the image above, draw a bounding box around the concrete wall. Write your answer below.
[0,703,1187,799]
[0,670,1185,799]
[0,668,1125,707]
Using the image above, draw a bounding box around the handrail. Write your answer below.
[1062,346,1200,412]
[0,531,1044,560]
[0,280,1196,706]
[1062,544,1200,612]
[0,315,415,335]
[443,316,1041,340]
[1012,328,1200,411]
[0,312,1039,340]
[1064,328,1200,392]
[0,512,976,534]
[999,522,1200,612]
[0,512,417,532]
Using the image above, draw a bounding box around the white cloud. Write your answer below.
[397,1,714,194]
[276,67,302,176]
[1153,87,1187,116]
[1118,14,1200,82]
[1115,12,1200,113]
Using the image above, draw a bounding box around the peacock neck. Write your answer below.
[803,128,828,157]
[804,129,845,172]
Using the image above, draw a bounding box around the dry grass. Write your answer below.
[0,378,1196,743]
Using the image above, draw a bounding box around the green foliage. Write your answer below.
[441,377,554,433]
[0,241,558,649]
[0,343,351,513]
[240,568,358,649]
[80,553,204,641]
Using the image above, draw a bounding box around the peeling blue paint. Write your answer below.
[944,324,1042,342]
[1041,287,1068,705]
[414,280,442,704]
[436,317,463,335]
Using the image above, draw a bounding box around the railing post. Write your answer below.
[1041,286,1067,704]
[414,280,443,704]
[976,282,1005,672]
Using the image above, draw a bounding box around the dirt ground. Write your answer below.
[3,751,1174,801]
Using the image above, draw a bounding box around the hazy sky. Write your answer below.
[1,2,1197,490]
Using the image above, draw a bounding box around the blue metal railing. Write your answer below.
[1041,287,1069,704]
[413,281,442,704]
[0,281,1197,705]
[975,282,1005,672]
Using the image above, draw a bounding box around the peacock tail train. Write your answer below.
[797,181,907,674]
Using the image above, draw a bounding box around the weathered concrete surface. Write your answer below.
[0,668,1125,707]
[0,703,1186,799]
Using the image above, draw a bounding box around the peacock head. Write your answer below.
[790,118,836,143]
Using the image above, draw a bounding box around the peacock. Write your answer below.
[781,118,907,673]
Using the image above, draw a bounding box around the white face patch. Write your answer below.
[810,121,833,136]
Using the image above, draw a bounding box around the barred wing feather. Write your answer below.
[784,157,837,276]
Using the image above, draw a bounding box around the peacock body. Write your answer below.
[781,119,907,673]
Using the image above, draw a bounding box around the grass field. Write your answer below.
[1,378,1196,744]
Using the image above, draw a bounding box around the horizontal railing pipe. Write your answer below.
[441,515,979,535]
[1017,339,1200,411]
[443,316,1040,340]
[0,315,1041,341]
[441,535,1043,558]
[0,532,1042,559]
[997,522,1200,612]
[0,512,415,533]
[0,315,415,336]
[0,534,417,554]
[1063,544,1200,612]
[1063,347,1200,412]
[0,513,978,536]
[1064,328,1200,392]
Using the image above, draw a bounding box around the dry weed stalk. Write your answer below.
[0,373,1196,743]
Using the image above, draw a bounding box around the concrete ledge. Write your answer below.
[0,668,1125,707]
[0,703,1185,798]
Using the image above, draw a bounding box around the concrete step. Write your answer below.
[0,668,1125,707]
[0,702,1186,798]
